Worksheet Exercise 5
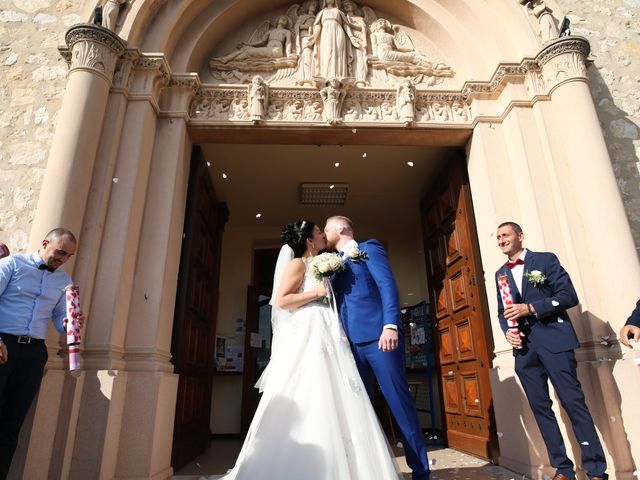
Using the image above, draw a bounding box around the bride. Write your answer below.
[214,220,402,479]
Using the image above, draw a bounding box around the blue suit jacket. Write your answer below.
[333,240,401,344]
[626,300,640,328]
[495,251,580,353]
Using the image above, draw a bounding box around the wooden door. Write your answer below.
[421,158,497,459]
[171,147,229,469]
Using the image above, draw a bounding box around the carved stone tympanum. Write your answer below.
[207,0,453,88]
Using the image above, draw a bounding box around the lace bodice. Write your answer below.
[297,256,322,294]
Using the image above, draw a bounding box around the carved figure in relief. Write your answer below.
[304,100,324,120]
[362,102,380,121]
[431,102,450,122]
[343,99,361,121]
[451,102,468,122]
[520,0,559,42]
[286,100,305,120]
[416,105,431,122]
[248,76,268,123]
[211,99,232,120]
[313,0,360,79]
[103,0,126,32]
[342,0,373,86]
[213,16,294,64]
[381,101,398,121]
[267,100,285,120]
[293,0,320,85]
[369,18,453,84]
[230,99,250,120]
[396,79,415,125]
[320,77,347,124]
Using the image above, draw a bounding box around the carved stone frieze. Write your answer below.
[536,37,590,91]
[63,24,126,83]
[189,83,472,126]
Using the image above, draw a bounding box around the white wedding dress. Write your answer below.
[214,256,403,480]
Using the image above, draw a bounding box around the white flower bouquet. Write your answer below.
[311,252,346,281]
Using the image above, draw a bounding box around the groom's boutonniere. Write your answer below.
[345,245,369,263]
[523,270,546,287]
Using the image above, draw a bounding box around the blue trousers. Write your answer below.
[515,343,607,479]
[352,340,430,480]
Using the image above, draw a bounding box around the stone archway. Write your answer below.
[14,1,640,479]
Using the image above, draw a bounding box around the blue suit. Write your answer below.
[625,300,640,328]
[495,251,607,480]
[333,239,429,480]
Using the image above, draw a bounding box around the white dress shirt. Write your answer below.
[510,248,528,296]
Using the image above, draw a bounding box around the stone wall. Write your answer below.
[556,0,640,251]
[0,0,638,253]
[0,0,91,252]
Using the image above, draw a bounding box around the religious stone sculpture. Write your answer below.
[312,0,360,79]
[209,16,298,77]
[248,76,268,123]
[320,78,348,124]
[343,0,374,86]
[207,1,455,87]
[520,0,559,42]
[292,0,320,85]
[369,18,453,85]
[103,0,126,32]
[396,79,415,125]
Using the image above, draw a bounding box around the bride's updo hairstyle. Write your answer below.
[281,220,316,258]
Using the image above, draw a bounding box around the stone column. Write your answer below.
[28,24,126,253]
[536,36,640,326]
[535,37,640,479]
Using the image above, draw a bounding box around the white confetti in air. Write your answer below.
[558,319,564,323]
[206,161,211,167]
[602,334,611,341]
[633,469,640,477]
[433,435,437,439]
[196,462,201,468]
[580,441,589,445]
[497,432,504,437]
[330,184,335,189]
[255,213,262,218]
[610,416,616,423]
[362,153,367,158]
[112,177,119,183]
[474,398,480,403]
[396,441,403,449]
[600,341,609,346]
[352,128,357,133]
[222,173,228,179]
[448,370,454,375]
[407,161,414,167]
[552,300,559,306]
[334,162,340,167]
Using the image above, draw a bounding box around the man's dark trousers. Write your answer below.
[0,335,48,480]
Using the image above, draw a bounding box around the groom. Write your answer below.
[324,216,430,480]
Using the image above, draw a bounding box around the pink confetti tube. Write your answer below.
[497,275,523,349]
[65,285,82,373]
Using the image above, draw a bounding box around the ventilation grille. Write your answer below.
[300,183,349,206]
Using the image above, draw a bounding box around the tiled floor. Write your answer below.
[173,438,522,480]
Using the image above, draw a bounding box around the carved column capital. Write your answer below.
[536,36,590,93]
[63,24,126,84]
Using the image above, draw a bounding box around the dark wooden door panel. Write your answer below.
[171,147,229,470]
[421,158,497,460]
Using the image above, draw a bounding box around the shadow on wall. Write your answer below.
[491,310,637,480]
[587,65,640,254]
[558,311,636,480]
[8,366,114,479]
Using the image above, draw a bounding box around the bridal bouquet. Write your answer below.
[311,252,346,281]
